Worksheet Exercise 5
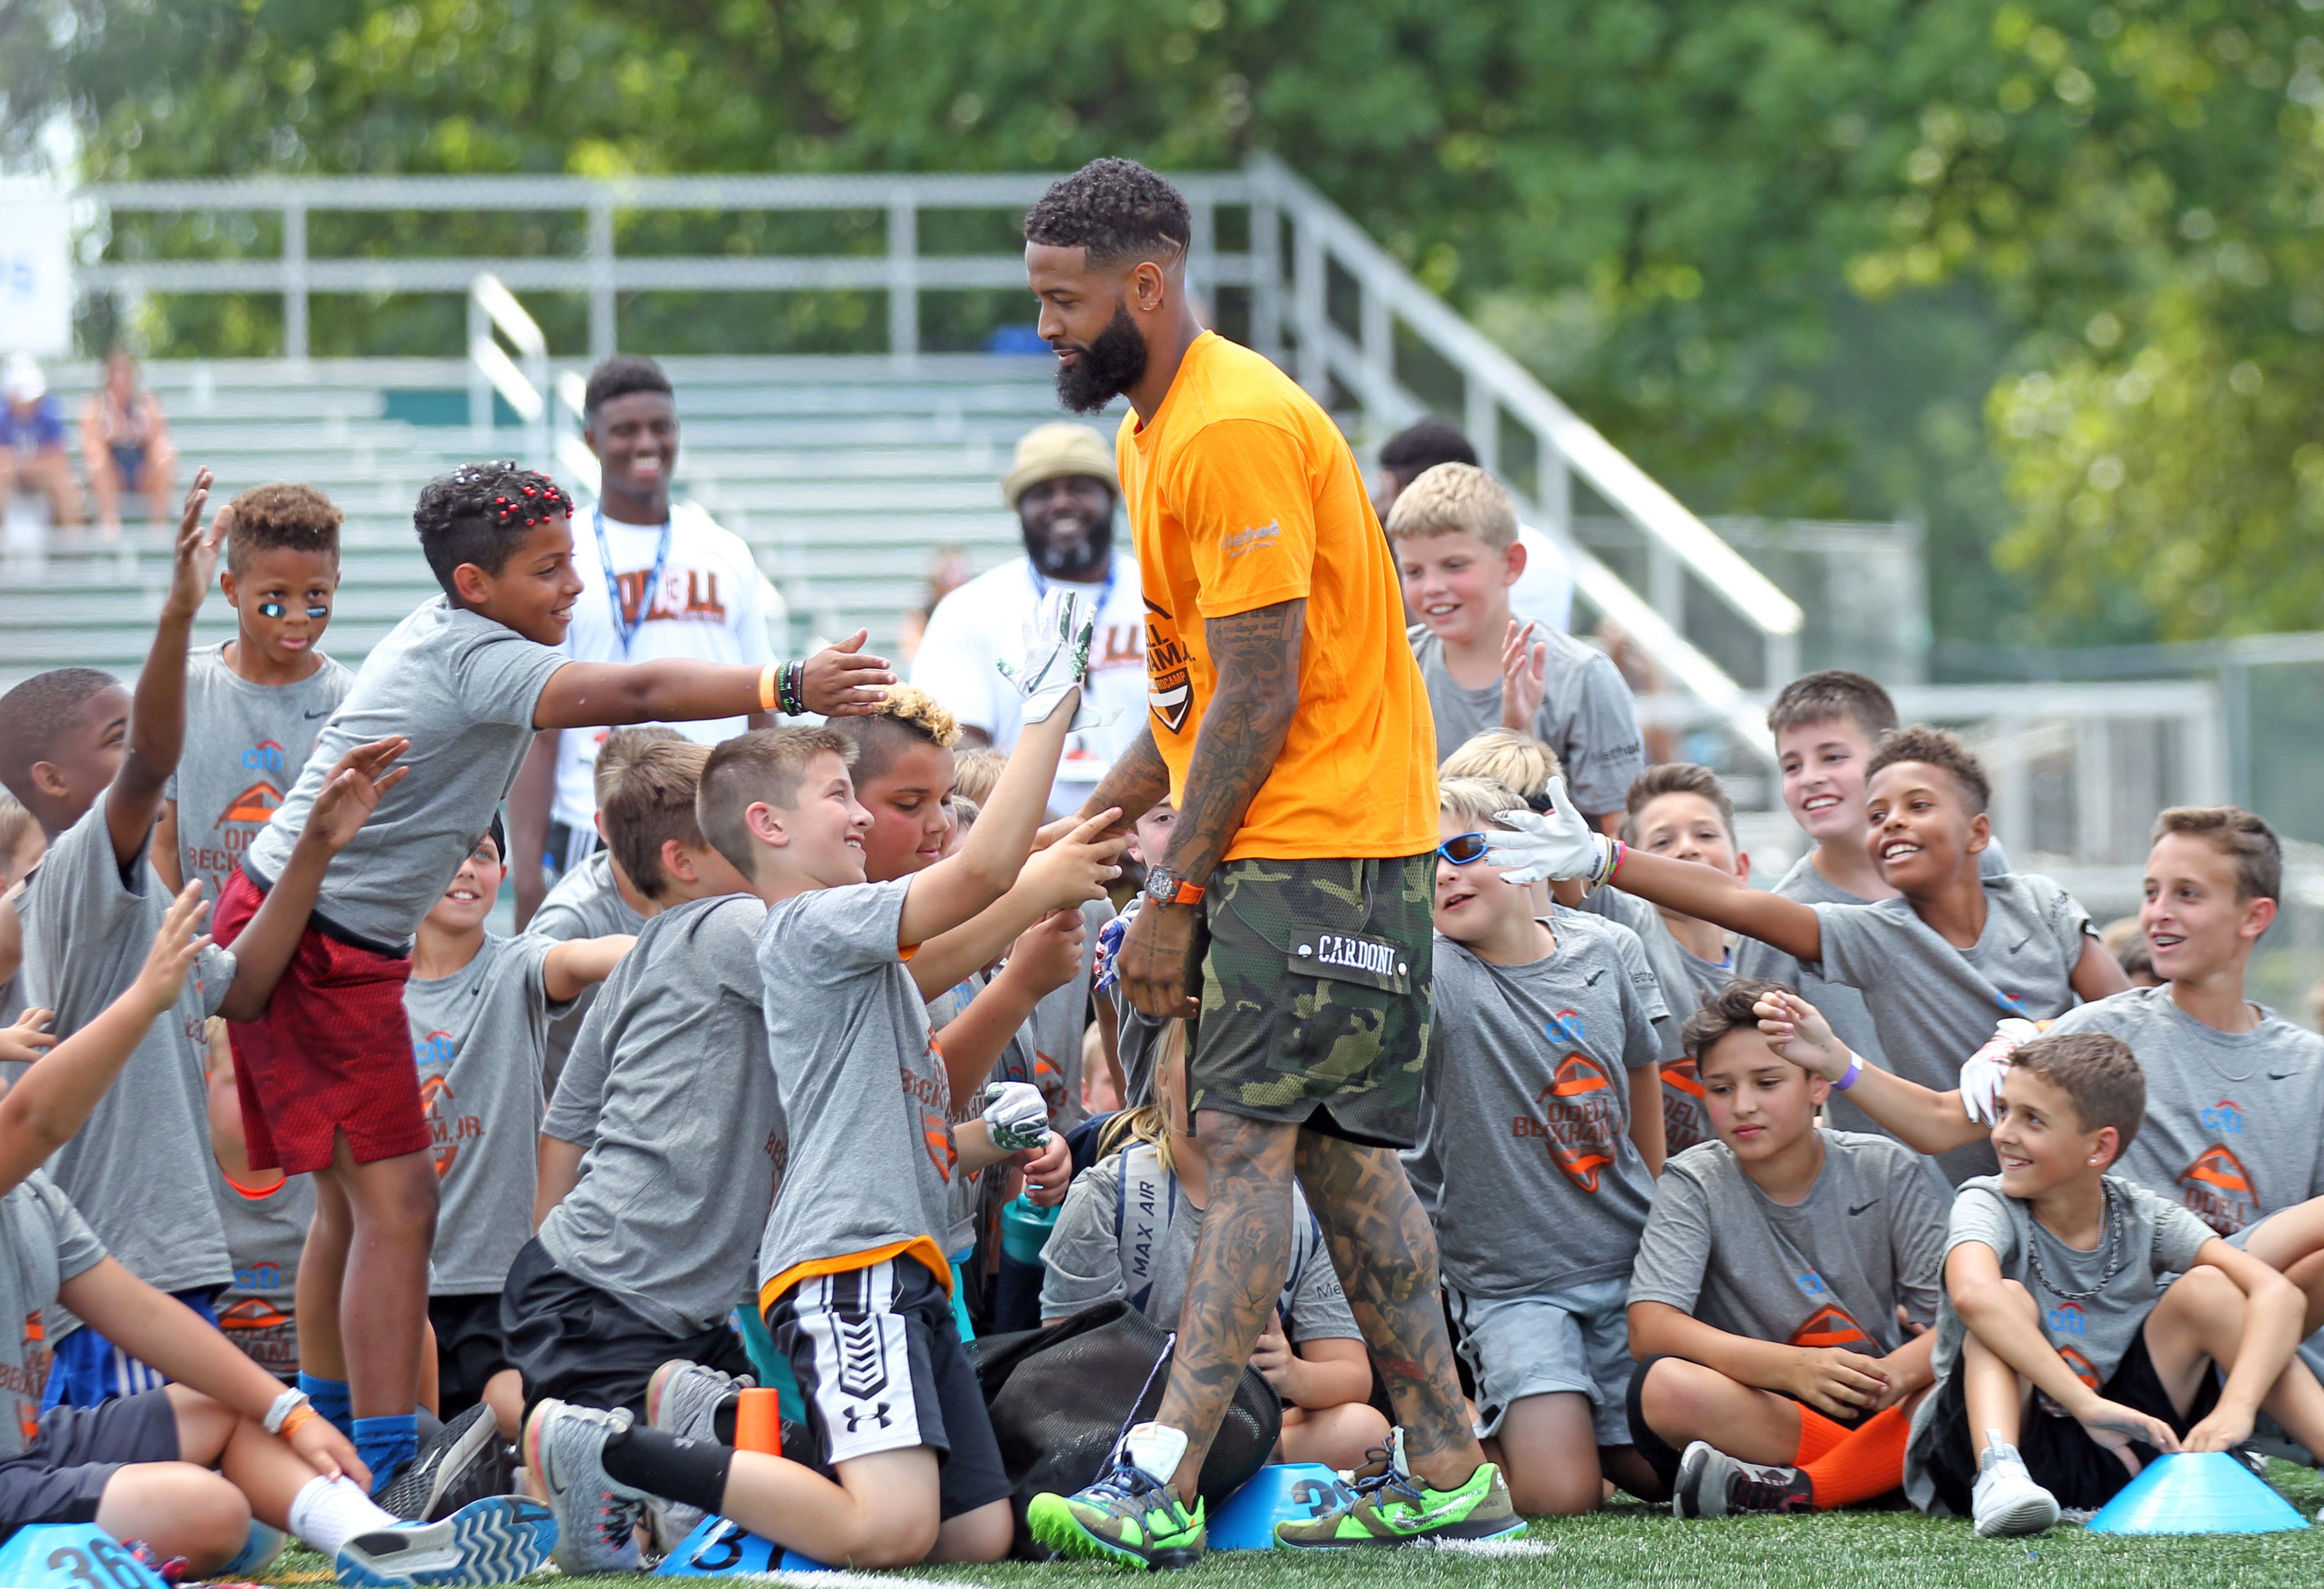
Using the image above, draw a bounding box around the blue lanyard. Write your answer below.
[1029,556,1117,611]
[594,504,673,658]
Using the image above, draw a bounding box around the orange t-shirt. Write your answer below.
[1119,332,1437,862]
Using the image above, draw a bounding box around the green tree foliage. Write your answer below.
[6,0,2316,644]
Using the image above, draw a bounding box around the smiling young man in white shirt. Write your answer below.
[509,356,785,923]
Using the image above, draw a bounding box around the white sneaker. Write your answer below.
[1970,1432,2060,1538]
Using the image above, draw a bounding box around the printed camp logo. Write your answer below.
[2180,1143,2258,1235]
[2198,1100,2246,1136]
[219,781,284,826]
[1144,597,1193,734]
[1660,1056,1708,1155]
[2045,1298,2089,1338]
[2034,1344,2101,1416]
[417,1060,480,1180]
[900,1053,956,1184]
[1789,1304,1874,1354]
[1516,1053,1622,1193]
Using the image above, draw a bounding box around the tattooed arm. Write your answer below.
[1114,599,1306,1020]
[1074,724,1172,844]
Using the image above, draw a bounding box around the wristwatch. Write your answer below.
[1143,864,1205,909]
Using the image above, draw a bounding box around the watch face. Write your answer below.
[1145,868,1177,904]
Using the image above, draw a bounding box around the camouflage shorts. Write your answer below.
[1186,853,1435,1148]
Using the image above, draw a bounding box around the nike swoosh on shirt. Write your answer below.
[1585,968,1607,985]
[1847,1199,1880,1216]
[303,708,331,719]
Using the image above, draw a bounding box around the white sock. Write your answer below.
[1123,1422,1189,1485]
[289,1475,399,1558]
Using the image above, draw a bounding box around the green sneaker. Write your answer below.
[1274,1431,1524,1550]
[1028,1460,1208,1570]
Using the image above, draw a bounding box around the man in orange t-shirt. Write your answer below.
[1021,159,1513,1566]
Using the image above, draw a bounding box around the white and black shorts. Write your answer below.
[765,1257,1010,1520]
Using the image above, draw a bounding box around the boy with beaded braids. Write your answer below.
[215,461,895,1495]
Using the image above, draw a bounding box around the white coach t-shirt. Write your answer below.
[551,499,785,831]
[911,552,1149,814]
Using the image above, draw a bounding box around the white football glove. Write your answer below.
[996,587,1098,727]
[1959,1017,2047,1125]
[982,1080,1052,1153]
[1484,777,1617,886]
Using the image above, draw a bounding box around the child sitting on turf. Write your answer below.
[205,1018,314,1385]
[1619,763,1748,1154]
[522,594,1122,1571]
[1390,464,1643,826]
[155,482,353,903]
[1041,1021,1389,1470]
[1626,978,1950,1517]
[1487,727,2128,1185]
[0,884,550,1580]
[216,460,891,1493]
[1409,775,1668,1514]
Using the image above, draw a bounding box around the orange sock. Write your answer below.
[1799,1404,1911,1510]
[1791,1405,1851,1465]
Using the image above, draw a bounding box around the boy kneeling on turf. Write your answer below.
[1763,1000,2324,1534]
[1628,977,1950,1516]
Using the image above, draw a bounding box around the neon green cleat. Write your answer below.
[1029,1460,1208,1570]
[1274,1431,1524,1550]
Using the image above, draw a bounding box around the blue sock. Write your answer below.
[299,1373,354,1439]
[353,1413,418,1494]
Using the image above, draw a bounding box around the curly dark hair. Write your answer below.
[412,461,574,599]
[1867,724,1991,814]
[1023,158,1191,267]
[224,482,342,574]
[583,354,673,419]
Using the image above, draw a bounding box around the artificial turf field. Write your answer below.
[255,1459,2324,1589]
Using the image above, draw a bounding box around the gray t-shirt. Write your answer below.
[1406,911,1668,1296]
[1905,1174,2214,1511]
[528,850,649,1095]
[1041,1140,1359,1342]
[1117,1006,1174,1109]
[212,1164,314,1381]
[539,895,785,1336]
[12,803,234,1298]
[1810,872,2096,1186]
[1630,1131,1948,1356]
[1407,625,1643,816]
[405,933,567,1294]
[244,598,568,952]
[2047,986,2324,1237]
[924,968,1007,1260]
[165,644,353,904]
[755,877,957,1298]
[1022,898,1113,1130]
[1581,891,1731,1155]
[0,1172,106,1457]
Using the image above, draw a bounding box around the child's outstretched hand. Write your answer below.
[798,630,894,718]
[2075,1395,2180,1463]
[133,884,213,1018]
[1018,1129,1072,1207]
[161,469,219,618]
[1018,808,1125,911]
[1487,778,1612,886]
[1959,1018,2046,1126]
[1007,908,1090,1000]
[1752,989,1853,1083]
[304,737,411,853]
[0,1008,56,1067]
[1499,619,1548,732]
[997,587,1097,726]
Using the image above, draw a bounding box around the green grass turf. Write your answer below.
[259,1461,2324,1589]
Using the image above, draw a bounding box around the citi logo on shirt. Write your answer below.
[1793,1269,1829,1301]
[413,1031,456,1068]
[2199,1100,2245,1135]
[1995,989,2029,1016]
[2046,1299,2087,1337]
[1542,1009,1587,1046]
[244,740,286,774]
[235,1260,287,1292]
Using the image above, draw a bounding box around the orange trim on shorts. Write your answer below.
[220,1170,290,1200]
[758,1236,953,1317]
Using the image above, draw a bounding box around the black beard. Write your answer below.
[1054,303,1146,415]
[1025,511,1113,580]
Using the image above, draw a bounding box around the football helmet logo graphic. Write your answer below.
[1789,1304,1874,1353]
[1535,1055,1619,1193]
[2180,1144,2258,1236]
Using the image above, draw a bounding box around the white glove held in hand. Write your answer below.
[982,1080,1052,1152]
[997,587,1098,727]
[1960,1017,2046,1124]
[1484,777,1616,886]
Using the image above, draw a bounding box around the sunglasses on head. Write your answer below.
[1436,832,1493,866]
[257,601,331,621]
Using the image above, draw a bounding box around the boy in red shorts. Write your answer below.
[217,460,894,1492]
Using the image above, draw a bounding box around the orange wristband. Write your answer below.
[279,1403,319,1440]
[758,663,780,713]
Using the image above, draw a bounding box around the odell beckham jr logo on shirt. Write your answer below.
[1144,596,1193,734]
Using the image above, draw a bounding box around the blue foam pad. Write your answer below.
[0,1526,169,1589]
[2086,1451,2311,1534]
[654,1514,842,1575]
[1206,1463,1353,1551]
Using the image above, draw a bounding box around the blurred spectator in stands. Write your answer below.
[2101,916,2162,988]
[81,350,177,535]
[1,354,83,530]
[1595,619,1679,767]
[1374,416,1571,633]
[912,423,1148,815]
[896,544,975,662]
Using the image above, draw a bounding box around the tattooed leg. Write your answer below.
[1152,1109,1299,1501]
[1294,1130,1486,1489]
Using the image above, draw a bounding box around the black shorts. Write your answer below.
[500,1238,754,1421]
[1919,1320,2220,1515]
[765,1257,1010,1522]
[0,1390,179,1533]
[1625,1355,1876,1494]
[431,1292,517,1419]
[1186,854,1435,1149]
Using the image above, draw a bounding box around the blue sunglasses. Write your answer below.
[1436,832,1493,866]
[257,601,331,621]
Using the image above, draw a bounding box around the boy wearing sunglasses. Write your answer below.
[158,484,352,904]
[1407,776,1669,1516]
